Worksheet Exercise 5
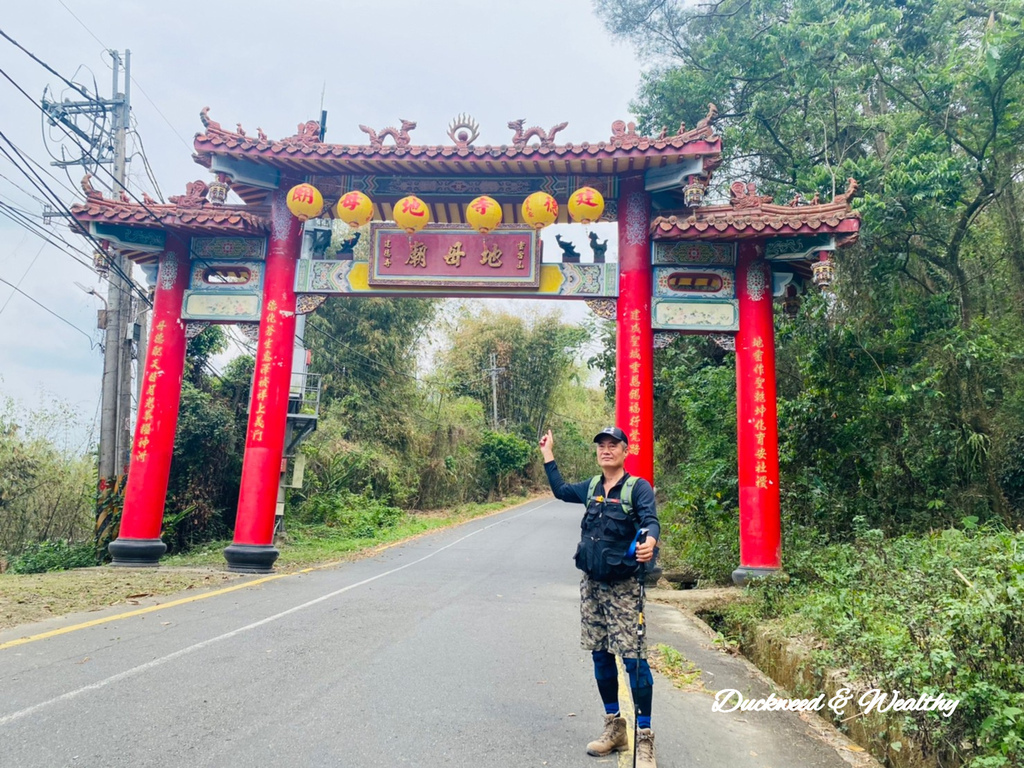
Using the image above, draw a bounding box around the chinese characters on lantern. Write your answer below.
[134,319,167,464]
[625,308,642,455]
[251,300,278,443]
[751,335,768,489]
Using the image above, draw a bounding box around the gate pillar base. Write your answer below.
[731,566,784,586]
[109,537,167,567]
[223,543,279,573]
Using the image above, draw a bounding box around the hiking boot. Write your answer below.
[636,727,657,767]
[586,714,627,756]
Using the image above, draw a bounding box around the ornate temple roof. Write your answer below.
[192,107,724,212]
[651,180,861,241]
[69,175,267,262]
[193,107,721,175]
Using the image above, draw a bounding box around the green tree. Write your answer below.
[595,0,1024,526]
[306,296,436,449]
[440,309,590,440]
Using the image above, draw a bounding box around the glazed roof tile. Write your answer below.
[70,177,267,234]
[191,108,723,179]
[652,180,861,241]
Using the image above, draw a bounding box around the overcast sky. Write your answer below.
[0,0,645,443]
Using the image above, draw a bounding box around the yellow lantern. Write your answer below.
[568,186,605,224]
[285,183,323,221]
[521,191,558,230]
[466,195,502,234]
[393,195,430,234]
[335,191,374,228]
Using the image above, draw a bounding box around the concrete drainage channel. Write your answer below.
[650,586,936,768]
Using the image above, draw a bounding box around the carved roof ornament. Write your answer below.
[81,173,103,200]
[610,119,642,147]
[168,180,210,207]
[447,114,480,149]
[358,119,417,150]
[695,103,718,132]
[199,106,253,140]
[730,181,774,209]
[284,120,322,146]
[199,106,228,137]
[508,119,568,149]
[833,177,859,206]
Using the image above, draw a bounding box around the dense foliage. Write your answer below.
[728,525,1024,766]
[0,397,95,566]
[593,0,1024,538]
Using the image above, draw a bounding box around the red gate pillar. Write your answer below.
[733,242,782,583]
[224,192,301,573]
[615,175,655,483]
[108,238,190,566]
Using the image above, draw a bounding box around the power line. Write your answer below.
[0,26,94,99]
[0,133,146,301]
[0,275,97,347]
[52,3,193,153]
[54,0,106,48]
[1,59,228,294]
[0,242,45,315]
[0,200,100,272]
[0,171,47,203]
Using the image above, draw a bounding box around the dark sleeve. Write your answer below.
[543,461,592,505]
[632,479,661,542]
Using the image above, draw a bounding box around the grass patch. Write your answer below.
[649,643,707,692]
[0,493,535,632]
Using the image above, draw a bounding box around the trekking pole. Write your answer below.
[632,528,649,768]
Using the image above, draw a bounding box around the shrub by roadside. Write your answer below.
[8,541,97,574]
[714,524,1024,768]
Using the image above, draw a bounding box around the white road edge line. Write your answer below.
[0,500,556,727]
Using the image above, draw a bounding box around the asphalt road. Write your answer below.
[0,498,869,767]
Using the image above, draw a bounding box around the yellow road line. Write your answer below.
[616,656,636,767]
[0,571,295,651]
[0,495,544,652]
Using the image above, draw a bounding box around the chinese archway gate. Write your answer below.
[71,107,859,581]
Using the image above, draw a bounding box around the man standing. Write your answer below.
[539,426,660,768]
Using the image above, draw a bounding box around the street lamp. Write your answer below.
[75,281,108,328]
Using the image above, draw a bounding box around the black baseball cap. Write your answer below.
[593,426,628,445]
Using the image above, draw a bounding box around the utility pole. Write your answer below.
[484,353,505,429]
[112,51,134,477]
[45,50,134,491]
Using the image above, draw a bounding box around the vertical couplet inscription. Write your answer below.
[251,299,278,443]
[133,319,167,464]
[751,335,768,489]
[625,308,642,455]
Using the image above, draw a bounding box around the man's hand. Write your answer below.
[635,536,657,564]
[538,429,555,463]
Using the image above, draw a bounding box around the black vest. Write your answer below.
[573,484,640,582]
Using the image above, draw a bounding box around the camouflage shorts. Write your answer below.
[580,573,646,659]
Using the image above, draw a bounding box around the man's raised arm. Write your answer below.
[539,429,590,504]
